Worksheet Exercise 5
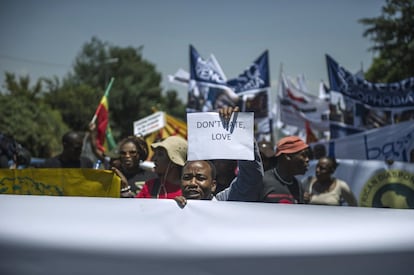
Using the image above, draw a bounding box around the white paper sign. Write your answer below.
[187,112,254,160]
[133,111,165,136]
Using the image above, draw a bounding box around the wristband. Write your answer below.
[120,186,131,192]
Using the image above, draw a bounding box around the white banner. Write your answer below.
[1,195,414,274]
[187,112,254,160]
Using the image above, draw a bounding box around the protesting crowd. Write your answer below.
[1,48,413,209]
[0,106,360,208]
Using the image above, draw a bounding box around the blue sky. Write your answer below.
[0,0,384,100]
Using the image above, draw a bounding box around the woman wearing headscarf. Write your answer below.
[135,136,187,199]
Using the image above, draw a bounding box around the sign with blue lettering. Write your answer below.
[187,112,254,160]
[326,54,414,108]
[326,54,414,139]
[313,119,414,162]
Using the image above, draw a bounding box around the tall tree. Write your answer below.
[161,89,186,119]
[3,72,43,100]
[1,37,186,158]
[67,36,185,139]
[0,74,68,158]
[43,77,101,131]
[359,0,414,82]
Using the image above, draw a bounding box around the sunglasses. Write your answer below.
[120,150,138,156]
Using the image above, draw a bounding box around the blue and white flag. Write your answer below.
[326,54,414,138]
[227,50,272,141]
[190,45,227,85]
[188,45,238,113]
[227,50,270,94]
[187,46,273,141]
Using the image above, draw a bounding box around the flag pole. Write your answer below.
[90,77,115,125]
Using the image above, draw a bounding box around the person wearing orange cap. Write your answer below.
[260,136,310,204]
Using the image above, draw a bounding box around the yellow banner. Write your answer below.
[0,168,120,198]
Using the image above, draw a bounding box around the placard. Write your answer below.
[133,111,165,136]
[187,112,254,160]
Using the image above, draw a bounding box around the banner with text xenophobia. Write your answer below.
[326,54,414,139]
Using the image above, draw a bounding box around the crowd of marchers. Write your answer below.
[0,106,358,207]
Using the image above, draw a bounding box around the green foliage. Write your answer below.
[72,37,112,89]
[162,89,187,121]
[359,0,414,82]
[43,80,101,131]
[68,36,185,139]
[3,72,43,99]
[0,93,68,158]
[1,36,186,158]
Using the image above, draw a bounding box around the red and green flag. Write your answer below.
[92,78,116,152]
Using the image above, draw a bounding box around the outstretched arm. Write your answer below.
[112,167,134,198]
[216,106,264,201]
[88,122,105,162]
[225,140,264,201]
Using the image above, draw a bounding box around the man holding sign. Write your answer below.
[174,106,264,208]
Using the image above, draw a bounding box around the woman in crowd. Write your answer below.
[112,136,157,197]
[303,156,357,206]
[135,135,187,199]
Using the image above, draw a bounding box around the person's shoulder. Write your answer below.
[129,169,157,182]
[263,169,273,176]
[143,169,157,178]
[41,156,61,168]
[263,169,275,182]
[302,175,315,184]
[135,177,159,198]
[80,156,94,168]
[215,188,230,201]
[335,178,350,188]
[262,170,280,192]
[144,177,158,186]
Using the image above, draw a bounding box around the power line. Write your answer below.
[0,54,70,68]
